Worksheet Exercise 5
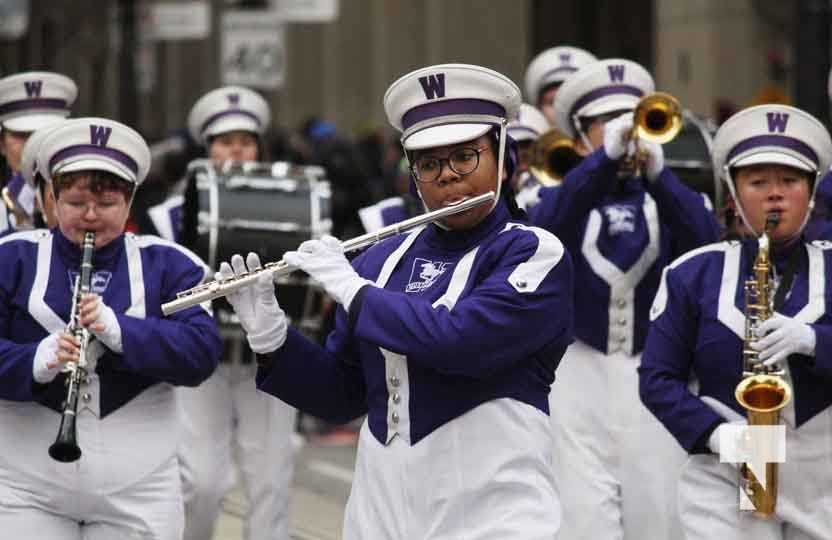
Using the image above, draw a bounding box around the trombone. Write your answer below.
[621,92,684,177]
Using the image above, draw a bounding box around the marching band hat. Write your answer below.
[188,86,270,144]
[553,58,654,138]
[20,123,63,188]
[384,63,521,151]
[524,46,597,104]
[0,71,77,132]
[38,117,151,186]
[712,104,832,178]
[508,103,550,142]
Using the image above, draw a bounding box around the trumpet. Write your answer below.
[162,191,497,316]
[529,129,582,186]
[621,92,683,177]
[49,231,95,463]
[734,212,792,518]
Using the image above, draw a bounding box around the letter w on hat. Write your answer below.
[418,74,446,100]
[766,112,789,134]
[90,125,112,147]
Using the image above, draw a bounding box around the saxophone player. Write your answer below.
[640,104,832,539]
[0,118,221,538]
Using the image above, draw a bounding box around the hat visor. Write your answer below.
[577,95,639,119]
[54,158,137,184]
[403,124,492,151]
[203,116,262,141]
[3,113,67,133]
[507,127,539,142]
[732,151,816,173]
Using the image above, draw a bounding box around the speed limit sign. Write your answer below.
[221,10,286,89]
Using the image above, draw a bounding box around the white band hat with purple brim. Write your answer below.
[712,104,832,234]
[384,64,521,213]
[20,123,64,188]
[384,63,521,152]
[187,85,271,145]
[0,71,77,133]
[553,58,654,139]
[524,46,597,106]
[508,103,551,142]
[38,117,151,186]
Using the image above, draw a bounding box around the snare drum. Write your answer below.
[663,110,721,211]
[181,159,332,269]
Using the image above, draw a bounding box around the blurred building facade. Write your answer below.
[0,0,826,141]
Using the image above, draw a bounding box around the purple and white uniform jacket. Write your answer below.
[640,238,832,453]
[0,228,221,413]
[147,194,184,242]
[529,147,721,355]
[358,196,413,234]
[257,201,574,445]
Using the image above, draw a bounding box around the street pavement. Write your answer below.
[213,434,357,540]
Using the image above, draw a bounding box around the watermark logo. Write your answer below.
[718,424,786,511]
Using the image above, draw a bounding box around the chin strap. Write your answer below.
[573,114,595,153]
[492,119,506,214]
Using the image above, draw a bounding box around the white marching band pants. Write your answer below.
[343,398,561,540]
[678,405,832,540]
[0,454,183,540]
[549,339,686,539]
[177,336,297,540]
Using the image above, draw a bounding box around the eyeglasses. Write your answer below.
[410,147,486,183]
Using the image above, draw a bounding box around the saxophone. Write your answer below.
[733,213,792,518]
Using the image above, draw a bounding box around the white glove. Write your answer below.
[283,236,372,312]
[602,111,634,160]
[750,314,816,367]
[32,333,61,384]
[708,420,748,456]
[217,252,288,354]
[637,139,665,182]
[701,396,746,457]
[81,294,123,353]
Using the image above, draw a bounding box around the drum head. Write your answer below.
[181,159,332,269]
[663,111,720,210]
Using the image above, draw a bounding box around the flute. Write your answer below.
[162,191,496,316]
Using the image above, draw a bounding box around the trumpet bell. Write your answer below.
[634,92,683,145]
[529,128,581,186]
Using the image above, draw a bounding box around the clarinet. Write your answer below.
[48,231,96,463]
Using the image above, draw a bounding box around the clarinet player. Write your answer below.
[0,117,221,539]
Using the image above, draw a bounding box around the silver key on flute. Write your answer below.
[162,191,496,316]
